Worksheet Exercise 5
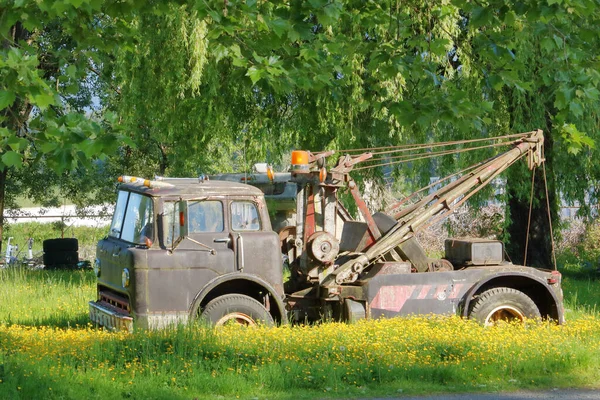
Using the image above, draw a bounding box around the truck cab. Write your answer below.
[89,178,286,330]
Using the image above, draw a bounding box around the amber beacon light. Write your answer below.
[291,150,310,173]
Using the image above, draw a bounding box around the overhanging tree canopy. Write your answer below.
[2,0,599,266]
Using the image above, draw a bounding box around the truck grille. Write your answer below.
[98,288,131,315]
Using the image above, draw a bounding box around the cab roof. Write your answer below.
[120,178,264,199]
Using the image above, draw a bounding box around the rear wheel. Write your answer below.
[469,287,540,326]
[200,294,274,327]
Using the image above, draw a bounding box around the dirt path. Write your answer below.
[367,388,600,400]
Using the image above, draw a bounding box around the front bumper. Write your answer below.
[89,301,133,331]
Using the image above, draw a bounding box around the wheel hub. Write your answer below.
[215,312,257,327]
[485,305,525,326]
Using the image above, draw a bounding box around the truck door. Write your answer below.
[162,200,235,274]
[229,200,283,291]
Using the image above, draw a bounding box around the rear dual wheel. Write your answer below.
[469,287,541,326]
[200,294,274,327]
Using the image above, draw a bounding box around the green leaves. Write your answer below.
[246,66,263,84]
[269,18,290,39]
[1,151,23,168]
[0,91,16,110]
[30,92,55,110]
[470,7,494,28]
[560,124,595,155]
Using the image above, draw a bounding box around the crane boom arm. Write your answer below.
[330,129,545,284]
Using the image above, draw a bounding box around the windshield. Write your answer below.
[109,191,154,245]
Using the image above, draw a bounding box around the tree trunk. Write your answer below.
[0,22,30,256]
[505,119,558,269]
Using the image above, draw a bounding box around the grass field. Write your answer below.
[0,222,599,399]
[0,264,598,400]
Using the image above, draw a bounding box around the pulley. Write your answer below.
[307,231,340,264]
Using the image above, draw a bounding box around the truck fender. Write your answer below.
[188,273,287,323]
[460,272,564,322]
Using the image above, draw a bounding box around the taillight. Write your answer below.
[548,270,561,284]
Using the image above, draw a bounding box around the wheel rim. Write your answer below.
[484,305,525,326]
[215,312,257,327]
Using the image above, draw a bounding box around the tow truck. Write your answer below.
[89,129,564,330]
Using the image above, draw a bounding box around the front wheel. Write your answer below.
[200,294,274,327]
[469,287,540,326]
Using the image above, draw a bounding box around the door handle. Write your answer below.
[213,238,231,244]
[236,233,244,272]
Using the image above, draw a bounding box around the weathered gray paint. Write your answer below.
[363,265,564,322]
[91,180,286,330]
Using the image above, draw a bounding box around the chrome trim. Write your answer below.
[89,301,133,331]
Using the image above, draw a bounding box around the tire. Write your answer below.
[43,251,79,266]
[43,238,78,252]
[200,294,274,327]
[44,263,78,270]
[469,287,541,326]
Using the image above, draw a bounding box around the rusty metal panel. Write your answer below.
[348,180,380,246]
[358,262,411,282]
[339,221,370,252]
[397,236,430,272]
[445,238,504,266]
[365,269,489,318]
[363,264,564,321]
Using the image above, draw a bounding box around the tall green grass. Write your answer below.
[559,255,599,320]
[0,268,95,328]
[0,261,599,400]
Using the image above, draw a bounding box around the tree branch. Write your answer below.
[88,65,121,95]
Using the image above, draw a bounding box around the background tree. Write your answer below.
[106,1,599,268]
[2,1,598,267]
[0,1,134,252]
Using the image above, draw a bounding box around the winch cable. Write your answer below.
[524,167,537,267]
[385,156,498,213]
[353,140,516,171]
[386,163,481,212]
[334,132,530,155]
[416,149,527,234]
[341,135,525,210]
[543,162,558,271]
[377,138,516,164]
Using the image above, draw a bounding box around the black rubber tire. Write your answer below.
[43,251,79,266]
[44,263,78,270]
[200,294,274,327]
[43,238,78,252]
[469,287,541,325]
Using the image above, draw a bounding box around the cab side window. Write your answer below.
[231,201,260,231]
[189,200,224,233]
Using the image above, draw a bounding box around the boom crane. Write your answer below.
[327,130,545,284]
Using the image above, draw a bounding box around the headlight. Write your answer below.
[122,268,130,288]
[94,258,101,277]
